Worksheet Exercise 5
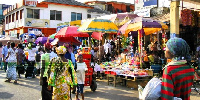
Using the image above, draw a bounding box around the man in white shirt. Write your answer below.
[76,54,88,100]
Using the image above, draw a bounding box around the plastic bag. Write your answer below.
[138,77,162,100]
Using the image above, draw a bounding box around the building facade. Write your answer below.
[3,0,94,37]
[85,1,135,14]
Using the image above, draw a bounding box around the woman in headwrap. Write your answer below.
[161,37,195,100]
[47,46,77,100]
[40,42,53,100]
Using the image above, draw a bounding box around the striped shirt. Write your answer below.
[161,64,194,100]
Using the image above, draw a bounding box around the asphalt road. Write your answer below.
[0,70,200,100]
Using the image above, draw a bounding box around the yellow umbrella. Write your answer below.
[70,20,82,26]
[78,19,118,33]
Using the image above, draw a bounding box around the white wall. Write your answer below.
[43,4,89,28]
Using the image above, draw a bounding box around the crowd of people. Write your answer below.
[0,40,89,100]
[0,36,198,100]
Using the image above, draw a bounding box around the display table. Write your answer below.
[107,70,153,87]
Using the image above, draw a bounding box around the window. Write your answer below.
[20,9,23,19]
[9,15,11,23]
[50,10,62,20]
[71,12,82,21]
[27,8,39,19]
[12,13,15,22]
[16,11,19,20]
[6,16,8,24]
[87,14,91,18]
[126,5,130,12]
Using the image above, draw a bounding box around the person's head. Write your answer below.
[18,43,23,49]
[56,46,67,56]
[11,42,15,48]
[44,42,52,52]
[77,54,83,62]
[7,41,10,47]
[165,37,191,62]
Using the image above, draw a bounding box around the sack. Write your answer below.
[35,53,41,62]
[138,77,162,100]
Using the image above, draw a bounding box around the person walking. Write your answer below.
[76,54,88,100]
[161,37,195,100]
[25,43,38,78]
[17,44,25,78]
[48,46,77,100]
[2,41,10,72]
[40,42,52,100]
[4,42,18,84]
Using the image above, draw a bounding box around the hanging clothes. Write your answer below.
[48,57,77,100]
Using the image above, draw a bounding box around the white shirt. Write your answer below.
[91,63,101,72]
[76,62,88,84]
[28,48,38,61]
[8,48,18,62]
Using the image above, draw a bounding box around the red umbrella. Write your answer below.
[91,32,104,40]
[51,37,81,46]
[55,26,89,38]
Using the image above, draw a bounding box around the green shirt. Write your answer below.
[41,53,50,77]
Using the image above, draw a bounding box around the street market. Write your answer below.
[0,0,200,100]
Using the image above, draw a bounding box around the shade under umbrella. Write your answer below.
[35,37,54,44]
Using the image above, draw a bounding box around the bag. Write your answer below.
[35,52,41,62]
[138,77,162,100]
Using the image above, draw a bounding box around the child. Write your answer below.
[76,54,88,100]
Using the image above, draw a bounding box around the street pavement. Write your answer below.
[0,70,200,100]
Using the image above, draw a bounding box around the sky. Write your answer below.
[0,0,135,5]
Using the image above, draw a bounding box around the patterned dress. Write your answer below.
[48,57,77,100]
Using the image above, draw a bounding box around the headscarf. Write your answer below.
[56,46,67,54]
[166,37,191,62]
[44,42,52,50]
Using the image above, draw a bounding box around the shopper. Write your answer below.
[4,42,18,84]
[161,37,194,100]
[25,43,38,78]
[17,43,25,78]
[40,42,52,100]
[2,41,10,72]
[76,54,88,100]
[48,46,77,100]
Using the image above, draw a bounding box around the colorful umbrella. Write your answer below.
[78,19,118,33]
[91,32,104,40]
[35,37,54,44]
[119,17,168,36]
[55,26,89,38]
[51,37,81,46]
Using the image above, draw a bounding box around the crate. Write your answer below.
[85,75,92,86]
[85,68,93,75]
[82,54,91,59]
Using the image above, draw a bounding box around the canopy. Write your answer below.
[78,19,118,33]
[0,37,22,45]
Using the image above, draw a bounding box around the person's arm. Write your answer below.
[161,67,174,100]
[2,48,5,62]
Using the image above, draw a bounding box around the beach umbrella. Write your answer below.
[35,37,54,44]
[55,26,89,38]
[78,19,118,33]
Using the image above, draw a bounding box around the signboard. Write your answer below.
[25,0,38,7]
[134,9,150,17]
[25,18,50,27]
[135,0,158,11]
